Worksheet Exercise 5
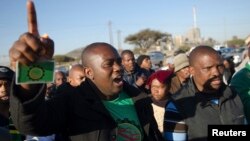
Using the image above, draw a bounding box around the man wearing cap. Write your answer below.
[0,66,13,103]
[0,66,14,125]
[0,66,24,141]
[170,53,190,94]
[230,35,250,123]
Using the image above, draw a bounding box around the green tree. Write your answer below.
[125,29,168,52]
[202,37,217,47]
[226,36,245,47]
[176,45,191,55]
[132,47,141,55]
[53,55,75,64]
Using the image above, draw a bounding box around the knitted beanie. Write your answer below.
[146,70,173,88]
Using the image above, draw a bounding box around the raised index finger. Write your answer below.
[27,0,39,37]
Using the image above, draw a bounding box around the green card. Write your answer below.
[16,61,55,84]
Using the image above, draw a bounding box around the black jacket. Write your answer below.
[171,79,245,140]
[10,78,163,141]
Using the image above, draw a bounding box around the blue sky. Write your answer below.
[1,0,250,61]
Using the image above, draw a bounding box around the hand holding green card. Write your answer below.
[10,1,55,85]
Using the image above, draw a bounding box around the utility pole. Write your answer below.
[117,30,122,53]
[193,6,197,28]
[108,21,113,45]
[224,18,227,46]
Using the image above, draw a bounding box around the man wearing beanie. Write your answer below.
[0,66,14,113]
[137,55,155,77]
[146,70,173,135]
[170,53,190,94]
[0,66,24,141]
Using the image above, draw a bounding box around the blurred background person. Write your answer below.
[68,64,85,87]
[235,35,250,71]
[45,83,55,100]
[121,50,148,93]
[137,54,155,77]
[170,53,190,94]
[230,36,250,123]
[54,70,67,88]
[222,56,235,85]
[46,70,67,99]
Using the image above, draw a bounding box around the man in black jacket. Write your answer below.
[9,1,163,141]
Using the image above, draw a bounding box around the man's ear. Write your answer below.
[189,66,194,76]
[67,77,71,83]
[83,67,94,79]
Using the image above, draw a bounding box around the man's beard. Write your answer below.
[203,77,222,93]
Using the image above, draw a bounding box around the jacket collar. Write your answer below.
[187,78,232,107]
[78,78,115,121]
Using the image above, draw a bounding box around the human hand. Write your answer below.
[136,74,147,87]
[9,0,54,70]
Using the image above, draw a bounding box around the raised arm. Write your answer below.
[9,0,54,97]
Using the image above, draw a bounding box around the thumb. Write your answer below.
[40,33,54,59]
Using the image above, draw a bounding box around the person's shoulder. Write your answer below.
[123,81,144,95]
[55,83,76,96]
[172,80,193,100]
[57,83,74,90]
[171,75,179,84]
[136,67,147,74]
[223,85,244,109]
[231,67,249,82]
[165,100,179,114]
[236,66,249,74]
[150,69,155,73]
[221,84,240,99]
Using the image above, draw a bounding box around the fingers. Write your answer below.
[26,1,54,59]
[9,1,54,70]
[9,33,41,68]
[9,33,54,71]
[40,34,54,59]
[27,0,39,37]
[20,32,41,53]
